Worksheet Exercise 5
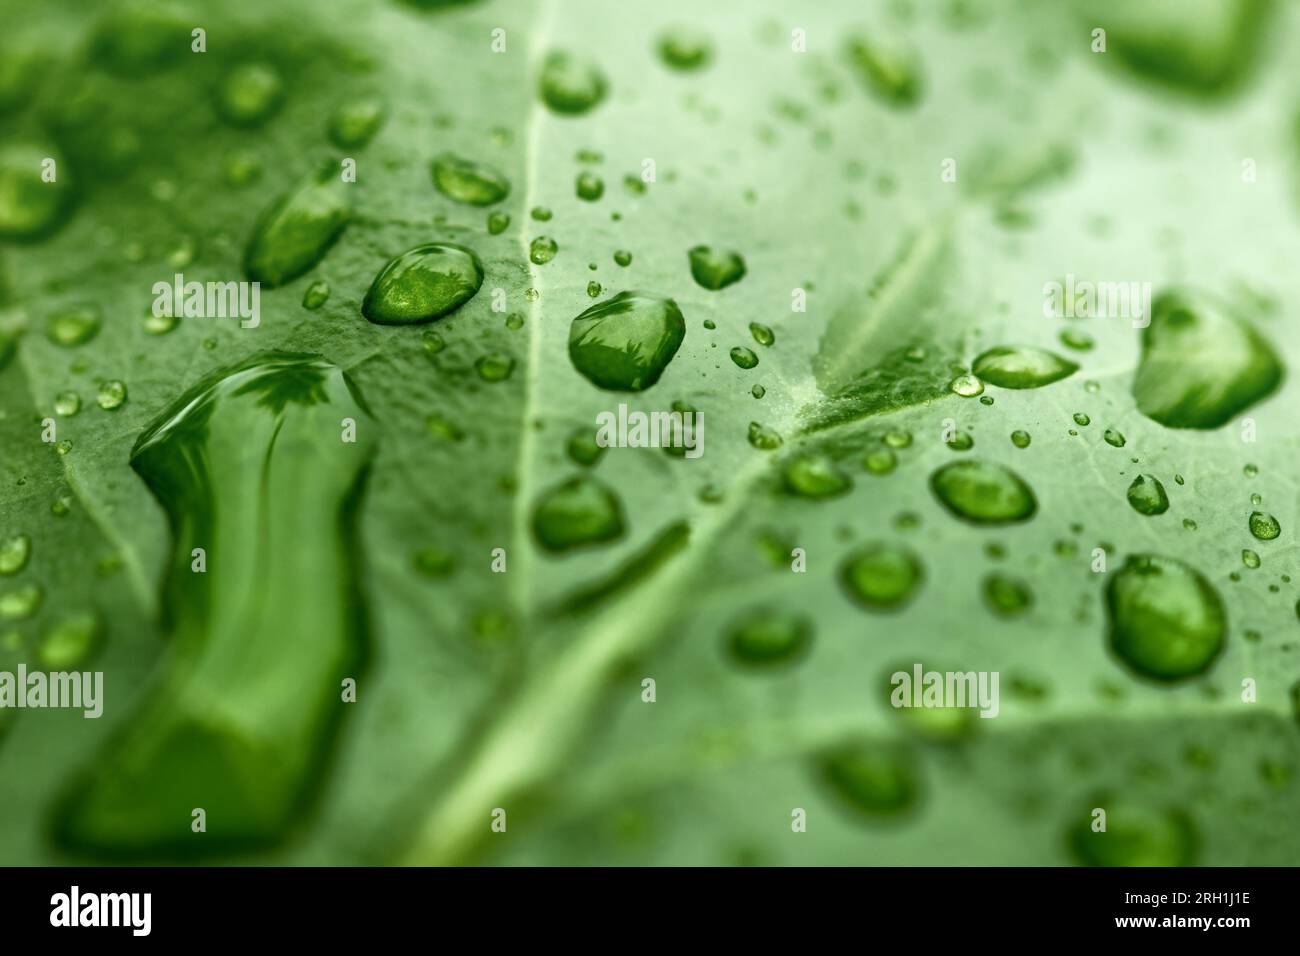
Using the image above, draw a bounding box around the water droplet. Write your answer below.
[864,449,897,475]
[1010,429,1031,448]
[726,610,811,668]
[1103,428,1126,447]
[244,163,351,287]
[930,460,1036,525]
[784,454,851,498]
[216,62,284,127]
[0,583,42,620]
[845,34,923,107]
[1243,463,1258,478]
[529,235,558,264]
[747,421,782,450]
[1250,492,1262,506]
[143,311,179,335]
[327,97,385,149]
[658,28,713,71]
[575,171,604,201]
[730,346,759,370]
[1249,511,1280,540]
[1107,554,1225,680]
[566,429,605,467]
[38,612,102,668]
[1069,802,1196,866]
[1072,412,1090,427]
[302,280,331,311]
[688,245,746,290]
[751,384,765,399]
[984,573,1032,616]
[532,476,624,552]
[946,430,974,451]
[487,211,510,235]
[431,153,510,206]
[972,346,1078,389]
[949,373,984,397]
[1183,518,1197,531]
[568,291,685,392]
[96,380,127,411]
[839,542,923,610]
[47,307,101,347]
[475,352,515,382]
[1242,549,1260,569]
[505,312,524,330]
[1134,289,1282,429]
[223,150,263,186]
[0,142,73,239]
[412,546,456,579]
[883,430,912,449]
[361,243,484,325]
[56,439,72,456]
[539,51,608,114]
[530,206,552,222]
[0,533,30,575]
[613,249,632,267]
[749,322,775,347]
[1059,328,1094,351]
[1126,475,1169,516]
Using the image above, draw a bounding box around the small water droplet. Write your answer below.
[0,533,30,575]
[216,62,284,127]
[784,454,851,498]
[949,373,984,397]
[1242,549,1261,569]
[726,609,811,668]
[688,245,746,290]
[863,449,897,475]
[539,51,608,114]
[0,142,73,239]
[613,249,632,267]
[839,542,923,610]
[566,429,605,467]
[302,280,331,311]
[730,346,759,370]
[529,235,558,264]
[47,307,101,347]
[972,346,1078,389]
[1059,328,1094,351]
[38,612,102,668]
[1010,429,1031,448]
[96,380,127,411]
[1249,511,1280,540]
[1126,474,1169,516]
[946,430,974,451]
[984,573,1033,616]
[1103,428,1126,447]
[1072,412,1090,427]
[749,322,775,347]
[327,97,385,149]
[475,352,515,382]
[845,34,923,107]
[658,27,714,71]
[747,421,783,450]
[431,153,510,206]
[531,475,625,552]
[0,582,42,620]
[751,384,765,399]
[883,430,912,449]
[487,211,510,235]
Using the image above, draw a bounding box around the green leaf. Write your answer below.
[1,0,1298,868]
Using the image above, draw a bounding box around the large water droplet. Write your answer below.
[839,542,924,610]
[971,345,1077,389]
[54,352,376,855]
[361,243,484,325]
[538,51,608,114]
[431,153,510,206]
[1107,553,1225,681]
[1126,474,1169,516]
[531,476,625,552]
[726,609,812,668]
[930,460,1037,525]
[688,245,746,290]
[568,291,685,391]
[1133,289,1282,429]
[244,163,351,287]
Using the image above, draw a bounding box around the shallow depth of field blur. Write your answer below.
[1,0,1299,866]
